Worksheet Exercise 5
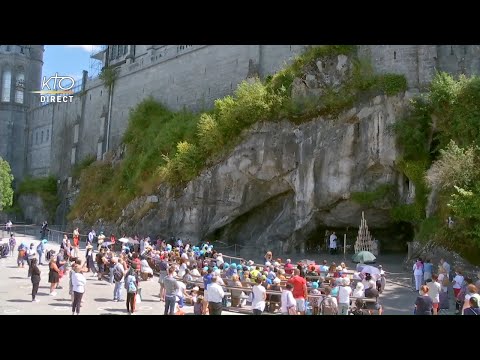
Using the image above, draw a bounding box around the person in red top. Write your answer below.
[284,259,294,275]
[72,228,80,258]
[287,269,308,315]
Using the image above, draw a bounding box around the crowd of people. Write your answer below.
[412,257,480,315]
[3,224,480,315]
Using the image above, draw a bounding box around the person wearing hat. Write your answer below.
[267,277,282,313]
[337,278,352,315]
[85,242,97,277]
[284,259,294,275]
[353,282,365,298]
[308,281,322,315]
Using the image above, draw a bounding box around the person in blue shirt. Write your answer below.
[37,239,46,265]
[423,259,433,284]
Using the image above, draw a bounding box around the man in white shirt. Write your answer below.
[176,279,190,308]
[426,275,441,315]
[252,277,267,315]
[281,283,296,315]
[337,278,352,315]
[71,267,87,315]
[207,276,225,315]
[329,232,337,255]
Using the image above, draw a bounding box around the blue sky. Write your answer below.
[43,45,103,82]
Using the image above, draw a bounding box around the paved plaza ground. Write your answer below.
[0,235,455,315]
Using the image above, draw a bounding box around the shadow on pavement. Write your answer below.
[93,298,113,302]
[99,313,121,315]
[9,276,27,279]
[102,308,128,313]
[7,299,32,303]
[48,302,70,307]
[138,299,157,303]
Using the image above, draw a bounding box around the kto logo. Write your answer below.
[31,73,75,103]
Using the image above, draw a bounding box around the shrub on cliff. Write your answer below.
[70,45,408,225]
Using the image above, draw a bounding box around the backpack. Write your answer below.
[127,277,137,293]
[442,275,450,287]
[114,267,123,282]
[320,296,338,315]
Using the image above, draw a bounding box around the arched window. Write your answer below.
[1,70,11,102]
[15,72,25,104]
[41,131,44,143]
[35,132,38,144]
[46,129,49,141]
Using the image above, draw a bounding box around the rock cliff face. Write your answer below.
[76,53,417,253]
[114,92,414,253]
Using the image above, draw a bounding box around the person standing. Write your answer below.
[163,266,179,315]
[97,232,105,251]
[85,242,97,276]
[412,258,424,292]
[439,258,451,280]
[113,258,126,302]
[37,240,46,265]
[414,285,433,315]
[287,269,308,315]
[426,274,441,315]
[72,228,80,258]
[423,259,433,283]
[337,278,352,315]
[41,221,48,239]
[26,243,37,277]
[71,266,86,315]
[9,233,16,257]
[329,232,337,255]
[207,276,225,315]
[251,277,267,315]
[48,256,60,296]
[281,283,297,315]
[30,258,41,302]
[88,229,96,248]
[125,263,139,315]
[6,220,12,234]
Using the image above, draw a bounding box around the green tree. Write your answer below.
[0,157,14,210]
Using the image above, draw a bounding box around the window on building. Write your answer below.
[123,45,128,55]
[73,124,79,144]
[20,46,24,54]
[15,72,25,104]
[46,129,49,141]
[97,142,103,160]
[112,45,118,59]
[41,131,44,143]
[71,147,76,165]
[6,45,10,51]
[36,132,38,145]
[1,70,11,102]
